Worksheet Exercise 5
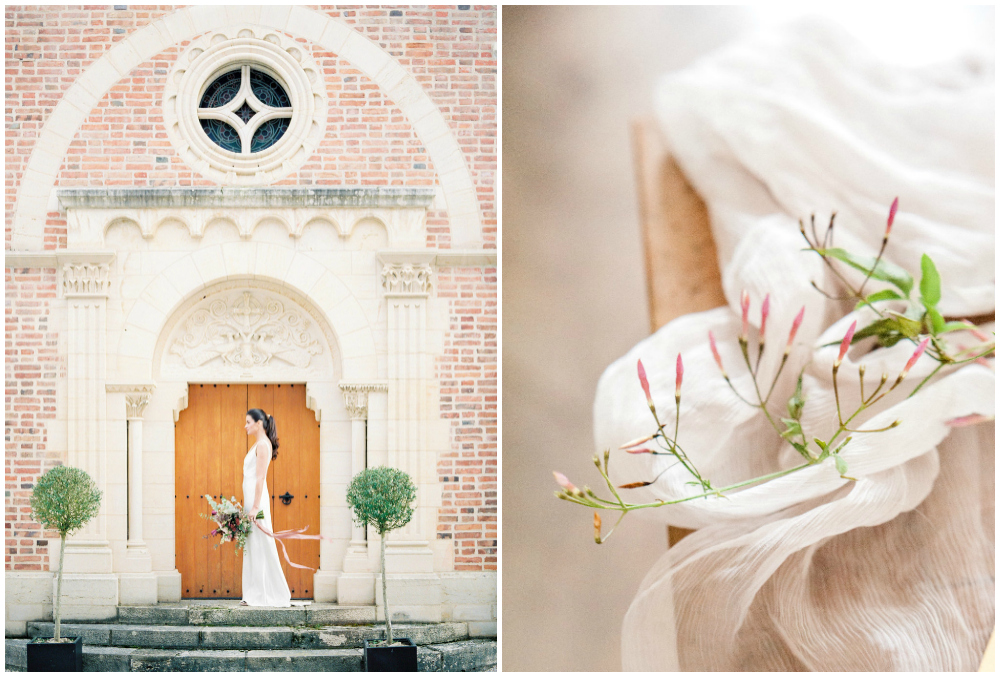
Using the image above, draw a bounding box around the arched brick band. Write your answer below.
[11,5,484,250]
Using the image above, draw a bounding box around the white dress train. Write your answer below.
[241,442,291,607]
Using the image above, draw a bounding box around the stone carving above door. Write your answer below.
[164,289,323,378]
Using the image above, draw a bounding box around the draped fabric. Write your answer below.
[593,19,994,671]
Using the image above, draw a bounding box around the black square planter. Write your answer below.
[364,637,417,672]
[26,636,83,672]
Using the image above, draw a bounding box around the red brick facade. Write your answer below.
[4,267,60,571]
[435,267,498,570]
[5,6,497,574]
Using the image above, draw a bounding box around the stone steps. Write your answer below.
[26,621,469,650]
[6,601,496,671]
[89,602,378,627]
[5,638,498,672]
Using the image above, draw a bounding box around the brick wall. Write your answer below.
[5,6,497,574]
[435,267,498,570]
[4,267,61,571]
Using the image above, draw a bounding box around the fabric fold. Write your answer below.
[596,17,994,671]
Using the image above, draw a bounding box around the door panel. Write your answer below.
[267,384,321,598]
[176,383,319,599]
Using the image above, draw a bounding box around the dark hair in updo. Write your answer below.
[247,408,279,460]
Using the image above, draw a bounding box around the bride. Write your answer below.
[240,408,291,607]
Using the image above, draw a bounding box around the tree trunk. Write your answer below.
[381,531,392,645]
[54,533,66,641]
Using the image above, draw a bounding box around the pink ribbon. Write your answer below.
[252,520,333,571]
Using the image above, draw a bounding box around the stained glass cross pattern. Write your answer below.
[197,65,293,155]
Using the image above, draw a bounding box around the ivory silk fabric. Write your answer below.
[593,20,994,671]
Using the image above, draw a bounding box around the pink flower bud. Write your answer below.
[900,337,930,378]
[836,320,857,367]
[708,331,726,375]
[675,354,683,398]
[886,197,899,236]
[625,447,653,455]
[553,471,576,493]
[786,306,805,353]
[740,290,750,340]
[759,294,770,339]
[619,432,655,449]
[637,359,654,410]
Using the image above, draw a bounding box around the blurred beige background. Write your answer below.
[502,5,994,672]
[502,6,753,672]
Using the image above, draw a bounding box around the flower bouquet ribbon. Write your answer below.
[252,519,334,571]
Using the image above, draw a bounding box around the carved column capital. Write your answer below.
[107,383,156,419]
[61,262,112,298]
[125,394,151,419]
[380,263,433,296]
[343,390,369,420]
[339,382,388,421]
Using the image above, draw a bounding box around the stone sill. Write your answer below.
[56,187,436,211]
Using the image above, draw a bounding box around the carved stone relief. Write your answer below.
[165,290,323,376]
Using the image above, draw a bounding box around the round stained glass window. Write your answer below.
[198,65,293,155]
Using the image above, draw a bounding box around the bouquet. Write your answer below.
[201,494,264,552]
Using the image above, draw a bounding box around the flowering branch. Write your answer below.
[555,199,994,544]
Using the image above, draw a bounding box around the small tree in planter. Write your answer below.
[346,466,416,651]
[29,465,102,659]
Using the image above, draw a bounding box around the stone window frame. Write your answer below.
[163,26,327,185]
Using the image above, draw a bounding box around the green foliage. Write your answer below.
[834,455,848,476]
[346,466,416,536]
[919,254,941,308]
[819,247,913,297]
[851,313,922,348]
[30,465,102,537]
[854,289,903,310]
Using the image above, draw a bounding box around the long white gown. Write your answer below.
[241,442,291,607]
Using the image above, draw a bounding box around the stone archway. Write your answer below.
[134,275,371,603]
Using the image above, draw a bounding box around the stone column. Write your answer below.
[378,257,441,621]
[336,382,386,605]
[59,257,118,620]
[108,385,159,605]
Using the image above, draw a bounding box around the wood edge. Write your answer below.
[631,117,665,337]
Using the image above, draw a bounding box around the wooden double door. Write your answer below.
[175,383,320,599]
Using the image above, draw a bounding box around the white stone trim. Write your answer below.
[65,204,428,249]
[162,27,326,184]
[115,245,378,383]
[11,5,485,250]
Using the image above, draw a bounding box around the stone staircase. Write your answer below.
[5,601,496,671]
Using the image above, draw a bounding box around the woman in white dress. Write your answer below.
[240,408,291,607]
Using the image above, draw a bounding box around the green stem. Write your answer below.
[763,354,789,405]
[574,462,814,515]
[599,512,628,543]
[908,362,945,398]
[832,365,844,426]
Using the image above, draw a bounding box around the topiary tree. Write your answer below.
[346,466,416,645]
[30,465,102,642]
